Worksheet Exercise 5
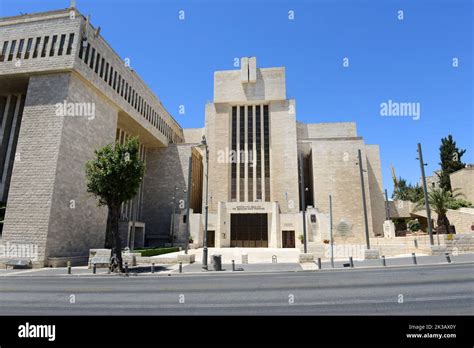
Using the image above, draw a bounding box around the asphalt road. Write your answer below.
[0,263,472,315]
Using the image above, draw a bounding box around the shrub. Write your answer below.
[407,219,420,232]
[133,247,180,257]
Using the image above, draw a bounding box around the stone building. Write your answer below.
[0,7,183,266]
[164,57,386,251]
[0,6,386,266]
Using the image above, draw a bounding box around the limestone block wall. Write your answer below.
[269,99,299,213]
[310,139,375,243]
[2,72,117,265]
[450,167,474,203]
[298,122,358,139]
[0,11,80,75]
[205,102,230,213]
[46,72,117,260]
[214,67,286,103]
[365,145,385,236]
[141,144,192,244]
[183,128,204,143]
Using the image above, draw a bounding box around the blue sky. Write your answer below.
[1,0,472,196]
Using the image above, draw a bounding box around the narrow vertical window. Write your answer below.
[57,34,66,55]
[83,42,90,63]
[89,47,95,69]
[0,41,8,62]
[263,105,270,201]
[32,37,41,58]
[256,105,261,200]
[16,39,24,59]
[104,62,109,81]
[8,40,16,61]
[239,106,245,201]
[49,35,57,56]
[66,33,74,55]
[248,105,253,202]
[94,53,100,73]
[231,106,237,201]
[100,57,105,77]
[24,38,33,59]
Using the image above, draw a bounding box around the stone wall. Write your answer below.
[141,144,192,244]
[2,73,117,265]
[450,167,474,203]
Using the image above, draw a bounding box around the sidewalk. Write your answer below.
[0,253,472,277]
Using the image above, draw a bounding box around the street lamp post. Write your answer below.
[417,143,434,246]
[329,194,334,268]
[384,189,390,220]
[299,154,308,254]
[357,149,371,250]
[201,136,209,270]
[170,186,178,246]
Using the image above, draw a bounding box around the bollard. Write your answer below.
[317,258,322,270]
[67,261,71,275]
[412,253,417,265]
[272,255,277,264]
[445,253,452,263]
[382,255,386,267]
[93,263,97,274]
[125,262,129,275]
[414,239,418,249]
[151,263,155,274]
[179,262,183,273]
[349,256,354,268]
[232,260,235,272]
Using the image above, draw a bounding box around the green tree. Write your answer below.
[437,135,466,191]
[415,187,464,234]
[85,137,145,272]
[392,177,424,203]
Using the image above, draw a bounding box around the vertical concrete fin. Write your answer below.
[240,57,249,83]
[248,57,257,83]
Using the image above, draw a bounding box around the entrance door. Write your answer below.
[230,214,268,247]
[282,230,295,248]
[207,230,215,247]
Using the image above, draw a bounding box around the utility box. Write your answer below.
[241,253,248,264]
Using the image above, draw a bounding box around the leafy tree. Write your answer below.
[407,219,420,232]
[437,135,466,191]
[446,198,472,210]
[415,187,464,234]
[392,177,424,203]
[85,137,145,272]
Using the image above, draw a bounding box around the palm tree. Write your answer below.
[415,188,464,234]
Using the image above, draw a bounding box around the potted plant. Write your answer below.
[298,235,304,244]
[189,236,194,244]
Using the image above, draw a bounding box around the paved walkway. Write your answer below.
[2,253,471,277]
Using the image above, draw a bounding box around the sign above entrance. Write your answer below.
[231,205,266,212]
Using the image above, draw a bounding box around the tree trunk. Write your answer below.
[437,214,450,234]
[109,204,123,273]
[104,212,113,249]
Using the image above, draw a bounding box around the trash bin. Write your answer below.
[212,254,222,271]
[242,253,248,264]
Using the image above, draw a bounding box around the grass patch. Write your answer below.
[133,247,180,257]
